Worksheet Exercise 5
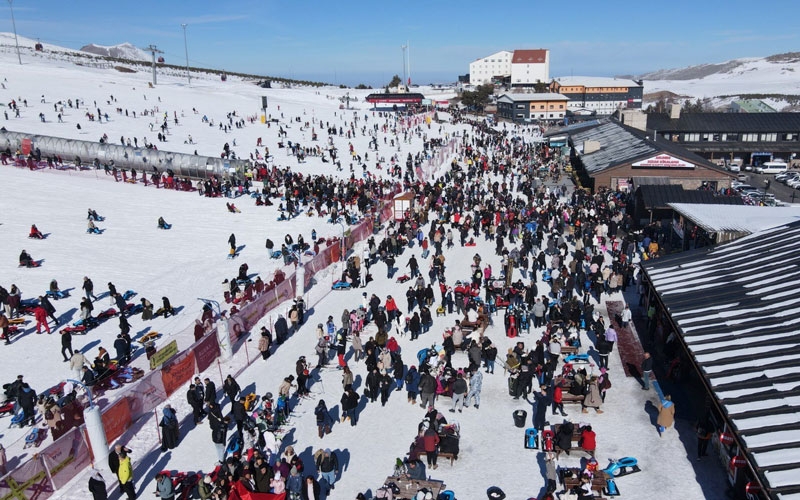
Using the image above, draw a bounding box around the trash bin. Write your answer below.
[513,409,527,428]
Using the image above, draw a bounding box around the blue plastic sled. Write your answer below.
[524,427,539,449]
[158,223,172,230]
[563,353,590,363]
[332,281,351,290]
[603,456,640,477]
[87,228,102,235]
[122,290,136,301]
[24,427,40,448]
[270,251,282,259]
[10,411,26,428]
[45,290,69,300]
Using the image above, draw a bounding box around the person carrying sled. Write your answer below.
[156,297,174,318]
[19,250,34,267]
[29,224,44,239]
[87,219,99,234]
[87,208,101,221]
[157,217,169,229]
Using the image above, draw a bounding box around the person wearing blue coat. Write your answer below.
[405,365,420,404]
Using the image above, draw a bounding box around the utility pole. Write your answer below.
[144,44,163,86]
[181,24,191,86]
[407,40,411,88]
[7,0,21,65]
[401,44,407,92]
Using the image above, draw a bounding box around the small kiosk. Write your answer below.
[393,192,415,221]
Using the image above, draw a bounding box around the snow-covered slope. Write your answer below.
[0,35,729,500]
[79,42,150,62]
[638,53,800,110]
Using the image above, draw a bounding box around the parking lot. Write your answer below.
[736,171,800,204]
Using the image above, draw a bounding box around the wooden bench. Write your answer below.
[561,344,578,356]
[561,392,585,405]
[559,468,608,498]
[417,450,457,466]
[553,424,595,459]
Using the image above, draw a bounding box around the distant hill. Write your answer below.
[79,42,150,62]
[624,52,800,111]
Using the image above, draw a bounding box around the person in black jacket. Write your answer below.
[223,374,241,404]
[204,378,217,405]
[82,276,97,301]
[365,368,380,403]
[88,468,108,500]
[230,395,248,437]
[188,384,204,425]
[339,385,359,426]
[39,295,58,324]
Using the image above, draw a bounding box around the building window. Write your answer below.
[760,133,777,142]
[540,105,545,109]
[684,133,700,142]
[559,104,564,109]
[516,104,525,109]
[742,133,758,142]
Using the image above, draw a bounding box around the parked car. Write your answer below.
[737,174,748,182]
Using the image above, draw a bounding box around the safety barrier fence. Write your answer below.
[0,189,408,498]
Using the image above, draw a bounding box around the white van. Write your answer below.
[756,161,788,174]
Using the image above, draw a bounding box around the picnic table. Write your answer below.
[558,467,609,498]
[553,423,595,458]
[384,476,445,500]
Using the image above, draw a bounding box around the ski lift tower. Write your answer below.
[144,44,164,86]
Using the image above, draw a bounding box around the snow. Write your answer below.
[642,55,800,109]
[0,39,732,500]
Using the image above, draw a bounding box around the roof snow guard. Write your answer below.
[365,93,425,105]
[642,221,800,497]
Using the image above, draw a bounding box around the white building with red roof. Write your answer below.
[511,49,550,87]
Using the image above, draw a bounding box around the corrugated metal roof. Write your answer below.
[637,185,744,209]
[669,203,800,234]
[569,121,658,172]
[647,112,800,133]
[643,221,800,496]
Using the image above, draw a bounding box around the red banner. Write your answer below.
[125,369,168,420]
[40,426,93,490]
[229,277,296,341]
[161,351,196,397]
[101,397,132,444]
[194,330,221,373]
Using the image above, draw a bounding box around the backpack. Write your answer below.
[405,370,415,384]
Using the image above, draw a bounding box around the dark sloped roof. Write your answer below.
[365,93,425,104]
[637,184,744,209]
[647,112,800,133]
[567,120,728,174]
[643,221,800,496]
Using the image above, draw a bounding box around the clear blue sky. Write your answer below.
[2,0,798,86]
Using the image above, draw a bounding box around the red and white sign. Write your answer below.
[632,154,694,169]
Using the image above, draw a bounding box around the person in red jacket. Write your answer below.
[384,295,399,323]
[422,425,440,470]
[579,425,596,453]
[34,305,51,334]
[551,381,567,416]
